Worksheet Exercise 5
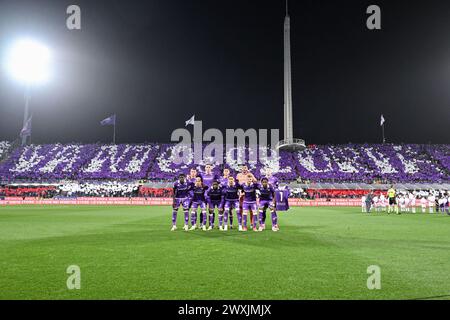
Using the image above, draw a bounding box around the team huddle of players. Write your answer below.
[171,164,288,232]
[362,186,450,214]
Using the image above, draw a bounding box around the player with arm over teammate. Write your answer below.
[258,177,279,232]
[236,165,256,185]
[206,180,223,230]
[242,174,260,232]
[171,173,193,231]
[189,176,209,231]
[236,165,257,227]
[221,176,242,231]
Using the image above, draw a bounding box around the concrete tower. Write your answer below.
[277,0,306,151]
[283,0,293,141]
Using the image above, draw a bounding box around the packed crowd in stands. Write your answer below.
[301,189,379,199]
[0,141,11,160]
[0,185,57,198]
[0,143,159,181]
[295,144,448,183]
[138,187,173,198]
[57,181,140,198]
[0,142,448,199]
[0,142,448,183]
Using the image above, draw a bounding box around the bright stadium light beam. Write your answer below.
[4,38,52,145]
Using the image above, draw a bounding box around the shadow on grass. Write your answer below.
[8,224,330,251]
[180,225,331,249]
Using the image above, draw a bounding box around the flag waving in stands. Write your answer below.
[380,114,385,126]
[100,114,117,144]
[100,114,116,126]
[185,115,195,127]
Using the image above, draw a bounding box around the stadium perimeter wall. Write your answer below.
[0,197,361,207]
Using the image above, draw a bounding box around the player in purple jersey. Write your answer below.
[241,174,260,232]
[236,165,257,228]
[187,168,198,184]
[219,168,233,228]
[200,165,216,224]
[258,177,279,232]
[187,167,198,206]
[206,180,223,230]
[187,167,201,222]
[201,164,217,187]
[219,168,231,186]
[221,176,242,231]
[189,176,209,231]
[171,174,193,231]
[200,164,220,228]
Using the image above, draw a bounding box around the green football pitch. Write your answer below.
[0,205,449,300]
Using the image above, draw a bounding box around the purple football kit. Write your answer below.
[207,186,223,228]
[242,182,259,228]
[171,173,286,232]
[172,180,193,226]
[221,183,242,227]
[259,184,275,209]
[187,176,198,184]
[207,186,223,208]
[258,184,278,227]
[187,175,198,205]
[190,185,208,226]
[188,175,205,224]
[200,172,218,227]
[201,172,217,187]
[275,187,290,211]
[219,176,234,226]
[219,176,231,187]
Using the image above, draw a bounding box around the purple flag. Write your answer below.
[20,116,32,137]
[100,114,116,126]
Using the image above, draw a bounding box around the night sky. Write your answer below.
[0,0,449,145]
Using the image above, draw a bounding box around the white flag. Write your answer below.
[380,114,385,126]
[185,115,195,127]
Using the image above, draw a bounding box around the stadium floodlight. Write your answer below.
[4,38,52,145]
[4,38,51,85]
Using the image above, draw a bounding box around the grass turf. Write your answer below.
[0,205,449,300]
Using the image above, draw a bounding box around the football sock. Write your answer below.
[272,211,278,225]
[184,210,189,225]
[172,210,177,226]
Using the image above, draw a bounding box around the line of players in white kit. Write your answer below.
[171,165,289,232]
[362,188,450,214]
